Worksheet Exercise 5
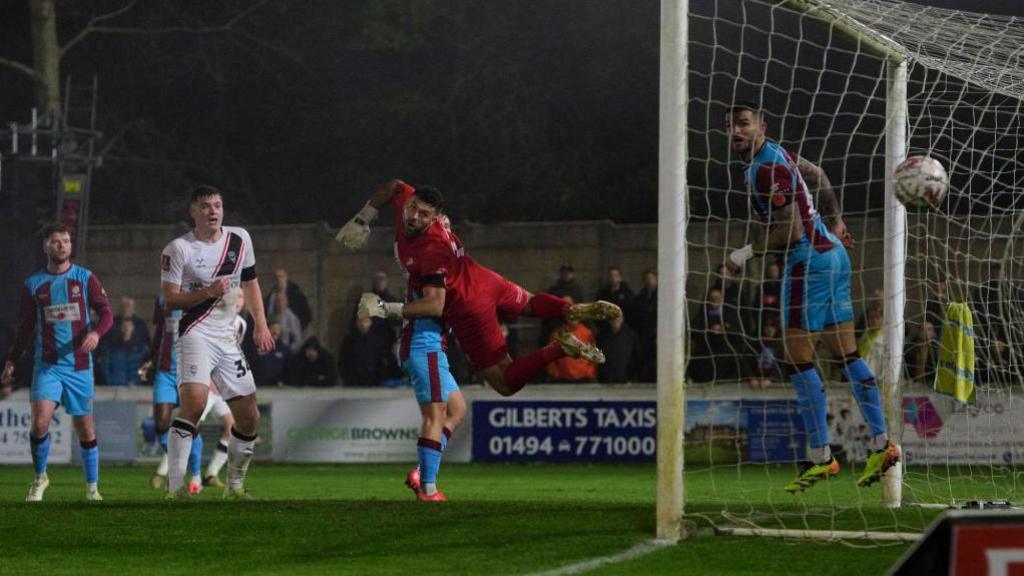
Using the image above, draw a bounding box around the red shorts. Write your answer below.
[447,270,529,371]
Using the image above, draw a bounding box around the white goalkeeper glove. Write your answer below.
[727,244,755,270]
[335,203,379,249]
[357,292,404,321]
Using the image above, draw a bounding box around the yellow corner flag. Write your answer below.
[934,302,976,404]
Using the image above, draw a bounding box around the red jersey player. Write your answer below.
[337,179,621,395]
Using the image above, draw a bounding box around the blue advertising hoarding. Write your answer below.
[472,401,656,462]
[472,398,806,463]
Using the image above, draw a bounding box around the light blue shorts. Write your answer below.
[781,246,855,332]
[152,370,179,406]
[403,350,459,404]
[31,364,94,416]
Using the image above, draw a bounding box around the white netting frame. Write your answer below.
[682,0,1024,539]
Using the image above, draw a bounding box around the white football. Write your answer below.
[894,155,948,209]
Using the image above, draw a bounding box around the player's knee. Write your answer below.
[30,419,50,438]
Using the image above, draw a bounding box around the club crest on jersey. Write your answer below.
[71,284,81,297]
[228,250,237,263]
[772,193,786,207]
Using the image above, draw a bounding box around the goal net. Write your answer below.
[682,0,1024,540]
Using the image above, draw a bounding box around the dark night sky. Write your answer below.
[0,0,1020,227]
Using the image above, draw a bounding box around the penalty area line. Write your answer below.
[523,540,673,576]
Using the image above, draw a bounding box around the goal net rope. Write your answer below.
[684,0,1023,541]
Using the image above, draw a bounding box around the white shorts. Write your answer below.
[200,392,232,421]
[176,330,256,401]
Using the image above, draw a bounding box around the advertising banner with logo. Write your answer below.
[0,400,72,464]
[472,401,657,462]
[272,399,472,463]
[899,390,1024,465]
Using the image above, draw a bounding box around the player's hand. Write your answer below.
[1,361,13,387]
[79,331,100,354]
[205,277,232,298]
[358,292,387,319]
[253,324,274,354]
[336,217,371,249]
[138,359,153,382]
[0,361,14,397]
[832,219,855,249]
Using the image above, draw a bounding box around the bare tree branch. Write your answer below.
[60,0,138,58]
[0,56,38,79]
[60,0,270,58]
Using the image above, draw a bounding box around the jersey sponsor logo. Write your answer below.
[772,192,787,207]
[161,254,171,271]
[43,303,81,323]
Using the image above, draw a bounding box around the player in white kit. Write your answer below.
[160,185,274,499]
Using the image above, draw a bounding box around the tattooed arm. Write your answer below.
[797,157,853,248]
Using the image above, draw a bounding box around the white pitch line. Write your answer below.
[523,540,673,576]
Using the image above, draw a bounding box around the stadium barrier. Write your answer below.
[1,383,1020,465]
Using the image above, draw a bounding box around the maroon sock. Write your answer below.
[503,343,566,392]
[527,293,571,320]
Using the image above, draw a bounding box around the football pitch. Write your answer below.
[2,462,994,575]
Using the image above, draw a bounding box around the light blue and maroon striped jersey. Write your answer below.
[7,264,113,371]
[149,294,182,375]
[745,140,836,260]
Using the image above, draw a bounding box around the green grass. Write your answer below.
[1,462,1014,575]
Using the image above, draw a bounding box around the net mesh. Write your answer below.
[685,0,1023,539]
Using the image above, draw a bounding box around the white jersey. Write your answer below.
[160,226,256,338]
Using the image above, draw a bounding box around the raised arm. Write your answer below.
[336,179,409,249]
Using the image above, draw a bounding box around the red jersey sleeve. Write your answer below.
[147,300,165,364]
[390,182,416,228]
[416,236,453,286]
[87,274,114,337]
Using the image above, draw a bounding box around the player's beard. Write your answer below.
[48,252,70,267]
[404,221,425,237]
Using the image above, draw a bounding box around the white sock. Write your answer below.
[167,419,196,493]
[86,482,99,492]
[422,482,437,496]
[156,453,168,476]
[227,428,256,491]
[870,433,890,452]
[206,440,229,478]
[809,444,832,464]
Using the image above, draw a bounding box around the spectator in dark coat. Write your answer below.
[339,316,396,387]
[597,315,640,383]
[285,337,338,387]
[266,267,313,329]
[595,266,634,325]
[100,317,149,386]
[103,296,150,352]
[631,269,658,382]
[251,321,290,387]
[539,264,586,346]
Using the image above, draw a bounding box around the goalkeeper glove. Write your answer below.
[358,292,403,320]
[336,203,379,249]
[727,244,754,270]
